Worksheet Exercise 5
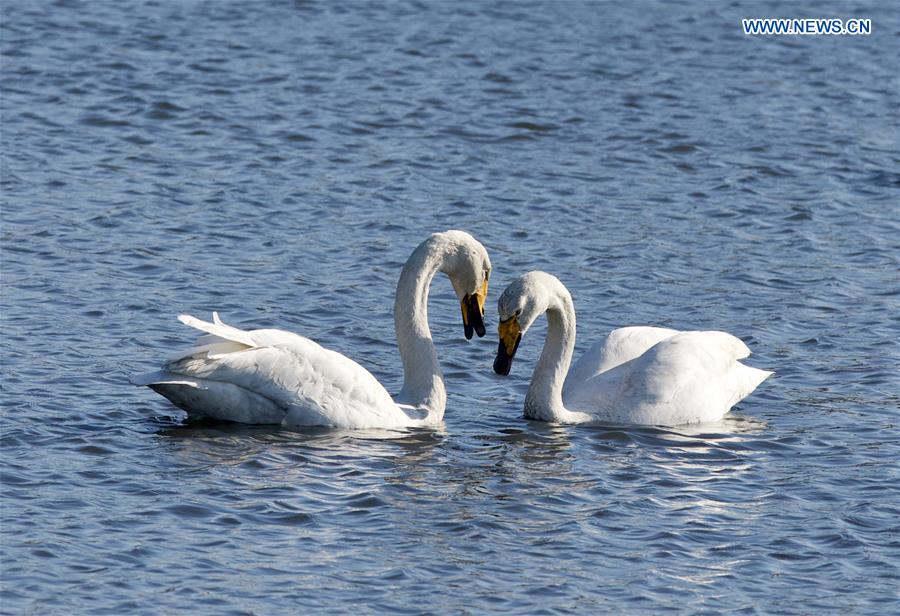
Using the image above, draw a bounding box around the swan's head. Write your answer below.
[493,271,560,375]
[434,230,492,340]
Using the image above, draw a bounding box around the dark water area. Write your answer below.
[2,0,898,613]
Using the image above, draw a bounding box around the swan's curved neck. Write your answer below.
[394,239,448,419]
[524,286,577,422]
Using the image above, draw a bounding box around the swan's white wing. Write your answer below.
[162,312,268,363]
[565,330,772,425]
[166,345,406,428]
[136,314,410,428]
[177,312,257,348]
[564,326,679,393]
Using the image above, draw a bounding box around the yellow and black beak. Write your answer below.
[461,278,488,340]
[493,316,522,375]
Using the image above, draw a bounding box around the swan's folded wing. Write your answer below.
[164,340,404,429]
[168,313,297,362]
[177,312,257,347]
[565,326,679,392]
[567,331,769,425]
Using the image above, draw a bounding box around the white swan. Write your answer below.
[493,271,772,426]
[132,231,491,429]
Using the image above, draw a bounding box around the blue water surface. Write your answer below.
[2,1,898,613]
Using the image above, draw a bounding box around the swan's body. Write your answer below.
[494,272,772,426]
[133,231,491,429]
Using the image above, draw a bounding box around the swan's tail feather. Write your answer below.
[130,370,200,388]
[729,364,773,407]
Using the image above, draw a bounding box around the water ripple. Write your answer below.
[2,0,898,614]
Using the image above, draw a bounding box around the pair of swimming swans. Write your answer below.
[133,231,771,428]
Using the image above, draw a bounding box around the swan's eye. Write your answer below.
[515,309,522,317]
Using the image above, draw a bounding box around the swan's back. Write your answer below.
[564,330,772,425]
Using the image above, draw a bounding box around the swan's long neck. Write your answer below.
[394,240,447,419]
[524,286,578,422]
